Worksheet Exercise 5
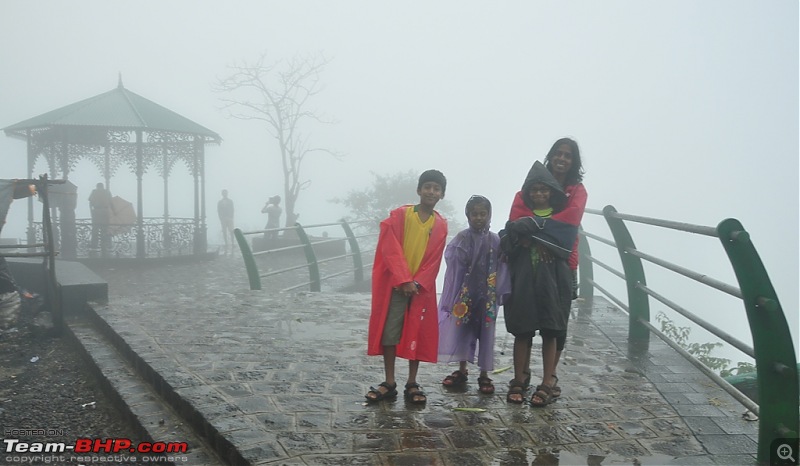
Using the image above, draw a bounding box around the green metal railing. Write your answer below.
[234,220,377,292]
[578,205,798,464]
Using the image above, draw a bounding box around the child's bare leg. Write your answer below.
[523,346,532,385]
[407,358,419,385]
[512,337,531,383]
[507,337,530,403]
[384,345,397,386]
[553,349,562,385]
[541,337,557,387]
[366,346,397,401]
[459,361,468,374]
[531,336,557,406]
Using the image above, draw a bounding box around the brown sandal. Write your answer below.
[506,379,525,404]
[551,374,561,398]
[477,376,495,395]
[530,384,555,407]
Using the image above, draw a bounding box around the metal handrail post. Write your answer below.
[717,218,799,463]
[602,205,650,343]
[39,175,62,334]
[234,228,261,290]
[577,226,594,301]
[294,223,321,292]
[340,219,364,283]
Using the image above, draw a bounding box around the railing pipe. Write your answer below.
[589,279,629,312]
[0,243,46,249]
[234,228,261,290]
[602,205,650,342]
[637,316,760,415]
[252,243,307,256]
[605,211,718,237]
[259,262,314,278]
[580,230,617,248]
[626,247,743,299]
[340,220,364,283]
[40,176,62,333]
[0,252,51,258]
[636,283,755,359]
[238,225,297,236]
[585,255,626,281]
[294,223,321,292]
[716,218,799,463]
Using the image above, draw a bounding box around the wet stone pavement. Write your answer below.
[76,254,759,465]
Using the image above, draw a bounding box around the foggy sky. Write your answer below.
[1,1,797,358]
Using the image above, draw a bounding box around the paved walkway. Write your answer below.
[74,255,758,465]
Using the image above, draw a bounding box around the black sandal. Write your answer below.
[365,381,397,402]
[506,379,525,404]
[404,382,427,404]
[477,376,495,395]
[442,370,468,387]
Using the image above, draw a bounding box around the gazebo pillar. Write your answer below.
[136,130,144,259]
[192,138,201,254]
[162,144,171,253]
[26,130,35,245]
[199,138,207,254]
[58,136,76,259]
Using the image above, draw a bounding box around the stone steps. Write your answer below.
[66,313,227,465]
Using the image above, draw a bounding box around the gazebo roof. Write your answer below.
[3,79,221,143]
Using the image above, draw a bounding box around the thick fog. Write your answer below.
[1,1,797,360]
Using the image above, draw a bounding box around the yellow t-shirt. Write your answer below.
[403,206,435,275]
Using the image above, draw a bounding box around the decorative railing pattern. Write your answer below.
[33,217,198,259]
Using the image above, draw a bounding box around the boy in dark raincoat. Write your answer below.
[500,161,577,406]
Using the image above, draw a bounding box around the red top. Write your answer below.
[508,183,587,270]
[367,205,448,362]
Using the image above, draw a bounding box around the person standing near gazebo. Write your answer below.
[89,182,112,252]
[217,189,235,254]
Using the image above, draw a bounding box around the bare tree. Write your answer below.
[332,170,463,233]
[215,52,340,227]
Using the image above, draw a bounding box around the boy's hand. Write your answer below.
[399,281,419,296]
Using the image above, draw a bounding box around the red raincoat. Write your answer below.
[508,183,587,270]
[367,205,448,362]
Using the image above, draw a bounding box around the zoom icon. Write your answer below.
[773,438,800,465]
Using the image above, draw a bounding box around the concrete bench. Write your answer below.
[6,258,107,313]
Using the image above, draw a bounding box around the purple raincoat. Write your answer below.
[437,225,510,371]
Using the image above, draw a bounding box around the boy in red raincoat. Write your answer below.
[366,169,448,405]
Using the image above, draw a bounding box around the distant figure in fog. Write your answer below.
[217,189,235,254]
[89,182,112,250]
[261,195,282,240]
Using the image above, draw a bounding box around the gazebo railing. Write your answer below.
[33,217,200,259]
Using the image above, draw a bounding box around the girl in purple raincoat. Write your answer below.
[438,195,510,394]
